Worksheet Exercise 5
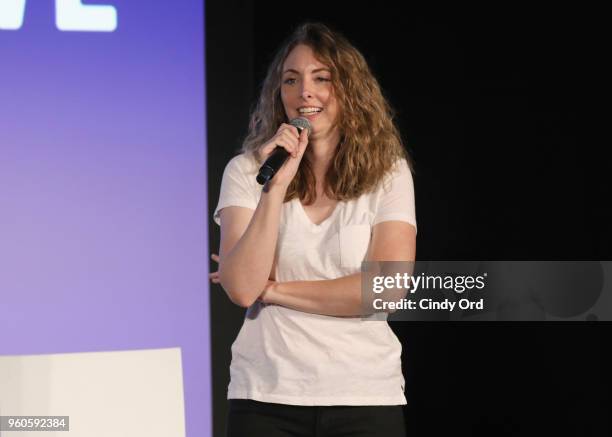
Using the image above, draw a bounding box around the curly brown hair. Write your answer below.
[242,22,411,204]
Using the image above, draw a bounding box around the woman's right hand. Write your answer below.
[259,123,309,191]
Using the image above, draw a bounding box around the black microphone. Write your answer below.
[256,117,311,185]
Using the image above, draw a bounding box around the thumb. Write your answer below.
[298,128,309,153]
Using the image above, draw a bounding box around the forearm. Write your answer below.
[219,186,284,307]
[266,273,365,317]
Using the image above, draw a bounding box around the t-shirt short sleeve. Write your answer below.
[213,154,260,226]
[372,159,417,231]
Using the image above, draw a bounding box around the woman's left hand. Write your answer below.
[258,280,277,304]
[209,253,221,283]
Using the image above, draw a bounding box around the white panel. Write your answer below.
[0,348,185,437]
[0,0,27,30]
[55,0,117,32]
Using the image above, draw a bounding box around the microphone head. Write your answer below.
[290,117,312,134]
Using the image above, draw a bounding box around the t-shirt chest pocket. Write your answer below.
[338,224,372,269]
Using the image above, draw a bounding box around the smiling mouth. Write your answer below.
[298,107,323,115]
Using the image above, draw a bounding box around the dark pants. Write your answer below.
[226,399,407,437]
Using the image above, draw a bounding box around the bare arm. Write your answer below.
[217,126,308,307]
[260,221,416,316]
[218,187,284,307]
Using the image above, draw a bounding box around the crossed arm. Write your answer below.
[260,218,415,317]
[212,189,416,317]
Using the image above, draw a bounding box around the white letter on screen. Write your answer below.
[55,0,117,32]
[0,0,27,30]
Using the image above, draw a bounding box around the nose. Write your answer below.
[299,80,313,100]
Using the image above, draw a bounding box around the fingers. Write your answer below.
[208,271,220,284]
[280,129,299,158]
[280,127,300,157]
[277,123,300,138]
[297,127,309,156]
[297,129,308,159]
[210,253,220,283]
[262,124,300,158]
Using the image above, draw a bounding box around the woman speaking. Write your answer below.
[211,22,416,437]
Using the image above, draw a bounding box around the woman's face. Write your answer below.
[280,44,339,139]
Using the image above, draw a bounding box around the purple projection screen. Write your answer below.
[0,1,210,436]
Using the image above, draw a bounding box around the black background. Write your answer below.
[207,2,611,436]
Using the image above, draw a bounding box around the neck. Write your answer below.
[306,127,340,184]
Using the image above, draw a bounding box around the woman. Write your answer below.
[211,22,416,437]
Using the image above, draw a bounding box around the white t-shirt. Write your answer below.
[213,153,416,406]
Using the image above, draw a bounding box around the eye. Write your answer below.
[283,78,296,85]
[316,77,331,82]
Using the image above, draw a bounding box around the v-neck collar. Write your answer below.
[295,198,342,231]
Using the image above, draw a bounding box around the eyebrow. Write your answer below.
[283,68,331,75]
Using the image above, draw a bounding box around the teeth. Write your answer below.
[298,107,322,114]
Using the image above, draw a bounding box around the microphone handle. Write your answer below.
[256,147,290,185]
[256,126,305,185]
